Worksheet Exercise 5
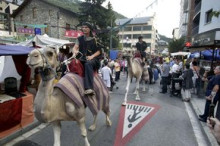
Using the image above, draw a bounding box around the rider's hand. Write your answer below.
[86,55,94,61]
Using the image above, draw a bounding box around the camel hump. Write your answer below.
[134,58,142,66]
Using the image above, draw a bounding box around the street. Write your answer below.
[11,74,208,146]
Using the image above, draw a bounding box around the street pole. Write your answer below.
[110,19,113,50]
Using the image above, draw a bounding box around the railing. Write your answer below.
[192,26,199,36]
[194,1,201,17]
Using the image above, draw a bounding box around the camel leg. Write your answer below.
[89,115,97,131]
[78,117,90,146]
[105,111,112,126]
[135,77,141,101]
[52,121,61,146]
[142,80,146,92]
[122,75,131,106]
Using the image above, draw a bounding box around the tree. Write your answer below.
[78,0,119,50]
[168,37,185,53]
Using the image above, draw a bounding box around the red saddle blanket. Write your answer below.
[68,59,84,77]
[54,73,110,115]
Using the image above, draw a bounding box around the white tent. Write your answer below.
[171,52,190,56]
[0,56,21,83]
[17,34,72,48]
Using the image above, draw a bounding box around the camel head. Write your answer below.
[27,47,59,70]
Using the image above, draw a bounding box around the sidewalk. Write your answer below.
[190,94,219,146]
[0,119,41,146]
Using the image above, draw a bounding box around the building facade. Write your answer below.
[12,0,79,41]
[179,0,190,38]
[0,0,18,38]
[115,16,158,54]
[191,0,220,47]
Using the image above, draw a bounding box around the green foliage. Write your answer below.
[79,1,119,50]
[212,10,220,18]
[168,37,185,53]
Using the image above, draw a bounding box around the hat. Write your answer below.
[82,22,93,31]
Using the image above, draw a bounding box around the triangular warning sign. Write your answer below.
[114,101,160,146]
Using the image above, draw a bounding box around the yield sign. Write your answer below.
[114,101,160,146]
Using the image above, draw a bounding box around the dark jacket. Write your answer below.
[181,68,193,90]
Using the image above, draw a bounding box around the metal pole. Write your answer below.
[110,19,112,50]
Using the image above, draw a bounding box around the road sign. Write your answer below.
[114,101,160,146]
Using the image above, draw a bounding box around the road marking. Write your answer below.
[114,101,160,146]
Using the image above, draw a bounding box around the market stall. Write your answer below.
[0,45,34,139]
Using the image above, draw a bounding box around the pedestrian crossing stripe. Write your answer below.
[114,101,160,146]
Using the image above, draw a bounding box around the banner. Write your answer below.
[65,30,83,38]
[17,28,35,34]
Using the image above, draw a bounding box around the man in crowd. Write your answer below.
[160,59,170,93]
[199,66,220,122]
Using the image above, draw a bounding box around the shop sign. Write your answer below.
[17,28,35,34]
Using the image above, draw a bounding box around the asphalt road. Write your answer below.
[13,74,202,146]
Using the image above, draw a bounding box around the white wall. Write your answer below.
[199,0,220,33]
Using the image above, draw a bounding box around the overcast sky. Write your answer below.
[103,0,181,38]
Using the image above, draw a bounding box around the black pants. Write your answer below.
[115,71,120,81]
[84,59,99,90]
[202,96,218,120]
[161,77,168,93]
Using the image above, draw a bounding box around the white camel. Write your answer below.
[122,53,149,105]
[26,47,112,146]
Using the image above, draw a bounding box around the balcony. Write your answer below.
[194,1,201,17]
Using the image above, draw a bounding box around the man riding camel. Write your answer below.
[72,22,101,95]
[136,36,147,65]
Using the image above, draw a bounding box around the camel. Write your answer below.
[26,47,112,146]
[122,52,149,106]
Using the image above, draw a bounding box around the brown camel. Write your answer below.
[26,47,112,146]
[122,52,149,105]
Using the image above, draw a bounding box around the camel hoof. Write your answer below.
[89,125,96,131]
[122,102,127,106]
[106,120,112,126]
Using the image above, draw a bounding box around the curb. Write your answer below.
[190,96,219,146]
[0,120,41,146]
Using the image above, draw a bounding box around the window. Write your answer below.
[66,23,70,30]
[123,26,132,31]
[142,34,152,38]
[20,15,23,21]
[205,9,213,24]
[143,25,152,31]
[33,7,37,18]
[133,26,142,31]
[133,34,142,39]
[123,34,131,39]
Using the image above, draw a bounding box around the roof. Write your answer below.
[115,17,152,25]
[0,45,33,55]
[12,0,79,18]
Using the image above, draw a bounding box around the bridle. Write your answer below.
[37,49,57,81]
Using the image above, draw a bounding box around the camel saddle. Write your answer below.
[55,73,110,115]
